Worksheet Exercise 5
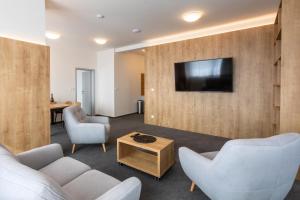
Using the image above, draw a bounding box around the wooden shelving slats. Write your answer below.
[272,0,282,134]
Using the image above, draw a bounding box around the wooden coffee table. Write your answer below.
[117,132,175,179]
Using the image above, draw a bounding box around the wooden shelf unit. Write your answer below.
[274,41,281,63]
[273,106,281,134]
[273,85,281,108]
[274,2,282,43]
[272,1,282,134]
[118,143,158,176]
[273,61,281,86]
[273,0,300,181]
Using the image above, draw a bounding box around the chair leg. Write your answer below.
[102,143,106,152]
[190,181,195,192]
[72,144,76,154]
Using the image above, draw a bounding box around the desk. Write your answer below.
[50,102,80,124]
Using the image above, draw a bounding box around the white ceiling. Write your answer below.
[46,0,280,51]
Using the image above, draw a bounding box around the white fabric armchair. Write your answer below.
[63,105,110,153]
[179,133,300,200]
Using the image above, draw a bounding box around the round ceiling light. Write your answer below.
[45,31,61,40]
[94,38,107,45]
[182,11,203,23]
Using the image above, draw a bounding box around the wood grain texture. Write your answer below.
[145,25,274,139]
[272,1,282,134]
[0,37,50,153]
[280,0,300,133]
[50,102,80,110]
[279,0,300,181]
[117,132,175,178]
[190,182,196,192]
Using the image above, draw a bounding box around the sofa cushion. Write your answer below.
[201,151,219,160]
[0,147,69,200]
[17,143,64,170]
[40,157,91,186]
[63,170,121,200]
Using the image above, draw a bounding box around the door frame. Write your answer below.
[75,68,95,115]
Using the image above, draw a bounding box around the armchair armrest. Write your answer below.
[96,177,141,200]
[179,147,213,183]
[86,116,110,124]
[16,143,63,170]
[71,123,108,144]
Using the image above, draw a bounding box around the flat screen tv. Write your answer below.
[174,57,233,92]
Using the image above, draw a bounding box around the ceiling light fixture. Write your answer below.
[182,11,203,23]
[96,14,105,19]
[94,38,107,45]
[132,28,142,33]
[45,31,61,40]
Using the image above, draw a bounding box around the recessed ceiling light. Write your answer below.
[45,31,61,40]
[96,14,105,19]
[141,49,146,52]
[94,38,107,45]
[182,11,203,23]
[132,28,142,33]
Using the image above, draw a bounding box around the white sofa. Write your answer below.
[179,133,300,200]
[0,143,142,200]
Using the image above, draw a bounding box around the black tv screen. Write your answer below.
[174,58,233,92]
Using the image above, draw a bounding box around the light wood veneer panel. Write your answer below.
[279,0,300,180]
[0,37,50,153]
[145,26,274,139]
[280,0,300,133]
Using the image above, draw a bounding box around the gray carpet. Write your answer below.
[51,114,300,200]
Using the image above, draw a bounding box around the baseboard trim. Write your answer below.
[95,112,143,118]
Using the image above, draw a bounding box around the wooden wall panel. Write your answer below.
[280,0,300,133]
[145,25,274,139]
[0,37,50,153]
[279,0,300,181]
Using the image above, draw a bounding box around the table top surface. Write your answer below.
[49,102,80,110]
[117,132,174,152]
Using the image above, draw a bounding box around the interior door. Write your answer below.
[76,69,94,115]
[81,71,92,115]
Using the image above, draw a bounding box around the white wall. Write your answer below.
[48,40,97,102]
[0,0,95,104]
[115,52,145,116]
[0,0,45,44]
[95,49,145,117]
[95,49,116,117]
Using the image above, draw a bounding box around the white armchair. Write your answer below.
[63,105,110,153]
[179,133,300,200]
